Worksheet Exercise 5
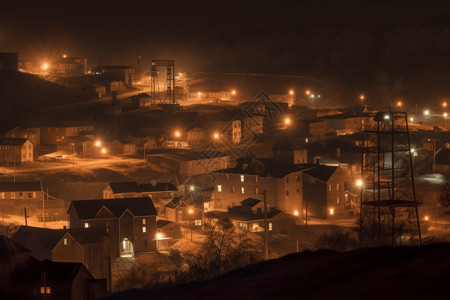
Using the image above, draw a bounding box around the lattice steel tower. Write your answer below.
[360,111,422,246]
[150,60,175,104]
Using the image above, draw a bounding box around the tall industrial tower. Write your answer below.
[360,111,422,246]
[150,60,175,104]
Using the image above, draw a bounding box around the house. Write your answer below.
[12,226,110,284]
[0,138,33,165]
[303,164,353,219]
[103,182,140,199]
[0,181,44,217]
[56,135,96,156]
[108,138,137,156]
[147,150,230,176]
[0,235,106,299]
[209,157,313,222]
[156,220,182,252]
[203,206,284,233]
[40,124,95,145]
[102,181,177,202]
[4,126,40,147]
[54,56,88,75]
[165,196,203,227]
[68,197,158,257]
[92,65,135,86]
[186,126,206,147]
[131,93,152,108]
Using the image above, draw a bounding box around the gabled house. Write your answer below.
[12,226,110,283]
[0,235,107,299]
[165,197,203,227]
[0,138,33,165]
[102,181,177,203]
[68,197,158,257]
[303,164,353,219]
[108,138,137,156]
[0,181,44,217]
[103,182,140,199]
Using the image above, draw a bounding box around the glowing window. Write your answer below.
[64,238,68,245]
[195,220,202,226]
[217,185,222,192]
[142,226,146,233]
[241,187,245,194]
[84,222,89,228]
[142,219,146,225]
[269,223,273,231]
[240,175,244,182]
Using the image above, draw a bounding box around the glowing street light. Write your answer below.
[329,208,334,216]
[41,63,49,72]
[213,132,220,140]
[293,210,299,216]
[359,94,365,101]
[396,100,402,108]
[231,89,237,96]
[424,215,430,221]
[356,179,363,187]
[174,130,181,138]
[62,54,67,59]
[289,89,294,95]
[95,140,102,147]
[101,148,107,154]
[410,117,414,122]
[305,90,311,96]
[284,117,291,126]
[444,112,448,118]
[424,109,430,116]
[384,114,390,120]
[156,232,164,240]
[443,101,448,108]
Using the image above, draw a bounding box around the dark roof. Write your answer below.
[0,138,29,146]
[204,209,282,222]
[0,181,42,192]
[303,165,338,182]
[0,235,29,256]
[157,220,173,228]
[12,259,89,281]
[69,197,157,219]
[12,226,108,261]
[108,182,139,194]
[218,158,313,178]
[165,197,185,209]
[139,182,177,192]
[240,198,262,208]
[435,148,450,165]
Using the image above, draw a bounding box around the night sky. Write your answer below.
[2,0,450,71]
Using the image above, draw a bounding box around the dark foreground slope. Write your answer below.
[108,243,450,300]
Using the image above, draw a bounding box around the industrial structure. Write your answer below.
[359,111,422,246]
[151,60,175,104]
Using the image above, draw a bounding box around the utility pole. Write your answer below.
[263,189,269,260]
[24,207,28,226]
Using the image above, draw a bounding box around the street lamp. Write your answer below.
[231,89,237,96]
[101,148,107,154]
[424,109,430,116]
[289,89,294,96]
[396,100,402,108]
[95,140,102,147]
[359,94,365,101]
[443,101,448,108]
[284,117,291,126]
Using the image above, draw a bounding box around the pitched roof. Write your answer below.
[0,181,42,192]
[12,259,89,281]
[0,138,29,146]
[0,235,29,256]
[240,198,262,208]
[164,197,186,209]
[107,182,139,194]
[303,165,338,182]
[139,182,177,192]
[66,228,108,244]
[204,209,282,222]
[157,220,173,228]
[69,197,157,219]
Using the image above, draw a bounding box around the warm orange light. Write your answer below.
[197,92,201,97]
[396,100,402,107]
[424,215,430,221]
[41,63,49,71]
[62,54,67,58]
[95,140,102,147]
[444,112,448,118]
[284,117,291,126]
[359,95,365,101]
[443,101,448,108]
[231,89,236,96]
[156,232,164,240]
[289,89,294,95]
[293,210,299,216]
[213,132,220,139]
[329,208,334,215]
[174,130,181,138]
[356,179,363,187]
[188,208,194,214]
[101,148,107,154]
[305,90,311,95]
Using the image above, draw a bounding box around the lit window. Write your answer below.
[64,238,68,245]
[142,226,146,233]
[255,187,259,195]
[241,187,245,194]
[240,175,244,182]
[40,286,51,294]
[11,192,15,199]
[337,196,340,204]
[329,208,334,215]
[269,223,273,231]
[217,185,222,192]
[336,184,339,191]
[84,222,89,228]
[329,185,332,192]
[142,219,146,225]
[195,220,202,226]
[239,222,247,229]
